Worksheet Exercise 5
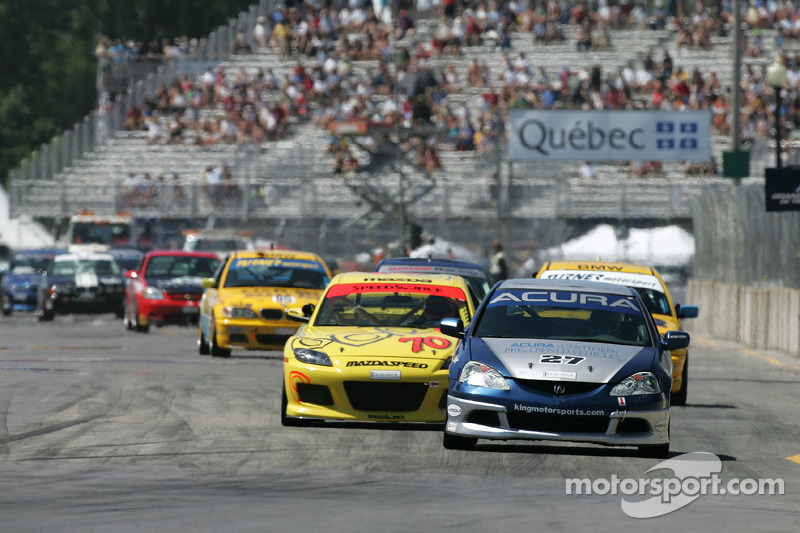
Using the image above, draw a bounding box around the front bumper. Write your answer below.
[138,298,201,326]
[217,317,300,350]
[284,362,449,423]
[445,395,669,447]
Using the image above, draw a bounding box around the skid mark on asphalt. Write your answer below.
[0,413,105,445]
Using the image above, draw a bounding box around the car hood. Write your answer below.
[288,326,456,360]
[475,338,655,383]
[219,286,323,308]
[148,276,206,292]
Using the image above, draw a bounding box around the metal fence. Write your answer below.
[691,180,800,289]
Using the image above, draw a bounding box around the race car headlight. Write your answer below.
[459,361,510,390]
[293,348,333,367]
[221,306,258,319]
[610,372,661,396]
[143,286,166,300]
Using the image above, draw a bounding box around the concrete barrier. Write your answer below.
[688,280,800,356]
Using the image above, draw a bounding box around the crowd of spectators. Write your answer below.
[110,0,800,182]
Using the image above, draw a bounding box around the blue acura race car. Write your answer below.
[439,278,690,458]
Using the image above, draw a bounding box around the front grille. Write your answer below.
[518,380,603,395]
[507,413,610,433]
[260,309,284,320]
[616,418,651,434]
[344,381,427,412]
[255,334,291,346]
[297,383,334,406]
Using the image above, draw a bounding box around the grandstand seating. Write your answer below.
[8,6,774,225]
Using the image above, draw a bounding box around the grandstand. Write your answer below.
[4,1,776,259]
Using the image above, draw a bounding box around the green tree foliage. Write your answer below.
[0,0,256,188]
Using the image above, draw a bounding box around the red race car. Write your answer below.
[124,250,221,333]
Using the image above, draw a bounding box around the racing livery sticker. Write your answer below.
[488,290,641,313]
[485,339,644,383]
[537,270,663,292]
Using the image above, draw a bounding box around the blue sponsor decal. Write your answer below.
[231,258,326,272]
[680,122,698,134]
[679,138,698,149]
[657,139,675,150]
[656,122,674,134]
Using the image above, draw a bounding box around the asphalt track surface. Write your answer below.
[1,313,798,532]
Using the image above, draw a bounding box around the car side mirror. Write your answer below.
[201,277,217,289]
[663,330,690,351]
[287,305,311,323]
[675,304,699,319]
[439,317,464,339]
[125,269,138,279]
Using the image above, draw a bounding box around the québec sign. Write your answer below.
[507,110,711,162]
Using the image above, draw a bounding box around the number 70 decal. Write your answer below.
[539,354,585,365]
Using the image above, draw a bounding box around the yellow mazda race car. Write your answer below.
[281,272,476,426]
[535,260,698,405]
[198,250,332,357]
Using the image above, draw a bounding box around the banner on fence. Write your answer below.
[507,110,711,162]
[765,167,800,211]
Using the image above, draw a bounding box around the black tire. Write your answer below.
[210,318,231,357]
[638,420,670,458]
[672,354,688,406]
[280,384,310,427]
[443,431,477,450]
[638,442,670,459]
[1,296,11,316]
[198,323,210,355]
[38,307,55,322]
[133,307,149,333]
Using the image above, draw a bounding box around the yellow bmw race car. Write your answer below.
[281,272,477,426]
[535,260,699,405]
[198,250,332,357]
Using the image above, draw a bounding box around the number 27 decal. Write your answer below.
[540,354,585,365]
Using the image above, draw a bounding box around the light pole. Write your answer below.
[766,56,788,168]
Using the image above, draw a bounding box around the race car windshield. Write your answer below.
[10,255,54,274]
[145,256,220,278]
[314,290,467,328]
[224,259,328,289]
[52,258,121,276]
[474,290,652,346]
[633,287,671,315]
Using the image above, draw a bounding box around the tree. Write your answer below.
[0,0,255,188]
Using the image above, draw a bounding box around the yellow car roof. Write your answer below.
[537,260,660,277]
